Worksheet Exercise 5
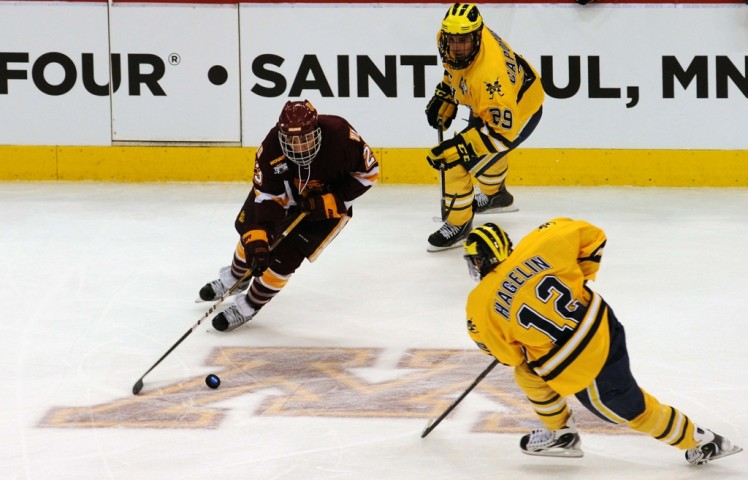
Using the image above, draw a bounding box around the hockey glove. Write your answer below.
[425,82,457,130]
[300,192,346,221]
[426,134,473,171]
[241,227,270,277]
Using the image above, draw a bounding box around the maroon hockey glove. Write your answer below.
[241,227,270,277]
[300,192,346,221]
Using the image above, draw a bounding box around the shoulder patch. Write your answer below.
[467,318,479,334]
[484,78,504,99]
[269,155,286,166]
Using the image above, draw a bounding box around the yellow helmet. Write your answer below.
[442,3,483,35]
[463,223,513,281]
[439,3,484,69]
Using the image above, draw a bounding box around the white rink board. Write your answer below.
[0,2,745,148]
[241,4,747,149]
[108,3,241,142]
[0,2,111,145]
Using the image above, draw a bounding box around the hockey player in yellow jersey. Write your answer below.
[424,3,544,251]
[462,219,742,465]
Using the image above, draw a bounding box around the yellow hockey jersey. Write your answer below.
[439,26,544,146]
[465,218,611,396]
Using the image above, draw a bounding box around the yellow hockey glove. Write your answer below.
[427,128,503,173]
[426,134,473,171]
[425,82,457,130]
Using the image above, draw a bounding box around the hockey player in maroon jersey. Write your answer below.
[198,100,378,332]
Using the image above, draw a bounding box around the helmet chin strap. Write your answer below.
[297,163,311,196]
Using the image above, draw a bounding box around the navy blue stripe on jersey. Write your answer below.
[529,292,605,382]
[486,128,512,148]
[515,54,537,104]
[579,239,607,263]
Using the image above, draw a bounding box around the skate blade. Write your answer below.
[703,445,743,464]
[521,447,584,458]
[195,289,244,303]
[477,205,519,214]
[427,243,464,253]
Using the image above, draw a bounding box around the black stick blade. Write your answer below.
[132,379,144,395]
[421,419,436,438]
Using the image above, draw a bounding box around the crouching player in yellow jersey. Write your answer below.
[424,3,544,251]
[462,219,742,465]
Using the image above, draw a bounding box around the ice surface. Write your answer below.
[1,182,746,479]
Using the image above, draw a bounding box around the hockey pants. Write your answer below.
[230,215,349,310]
[442,107,542,227]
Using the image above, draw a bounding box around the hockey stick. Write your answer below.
[438,122,447,221]
[421,358,499,438]
[131,211,307,395]
[436,120,457,222]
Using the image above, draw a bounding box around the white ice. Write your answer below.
[1,182,747,480]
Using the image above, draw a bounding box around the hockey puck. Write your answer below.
[205,374,221,389]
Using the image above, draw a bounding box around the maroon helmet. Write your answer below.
[277,100,322,167]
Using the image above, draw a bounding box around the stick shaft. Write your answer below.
[132,212,307,395]
[436,123,458,222]
[438,122,447,221]
[421,359,499,438]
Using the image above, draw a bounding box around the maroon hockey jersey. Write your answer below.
[235,115,378,236]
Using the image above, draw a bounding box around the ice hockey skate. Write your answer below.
[212,294,257,332]
[427,219,472,252]
[685,428,742,465]
[520,417,583,458]
[475,184,518,214]
[196,266,250,303]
